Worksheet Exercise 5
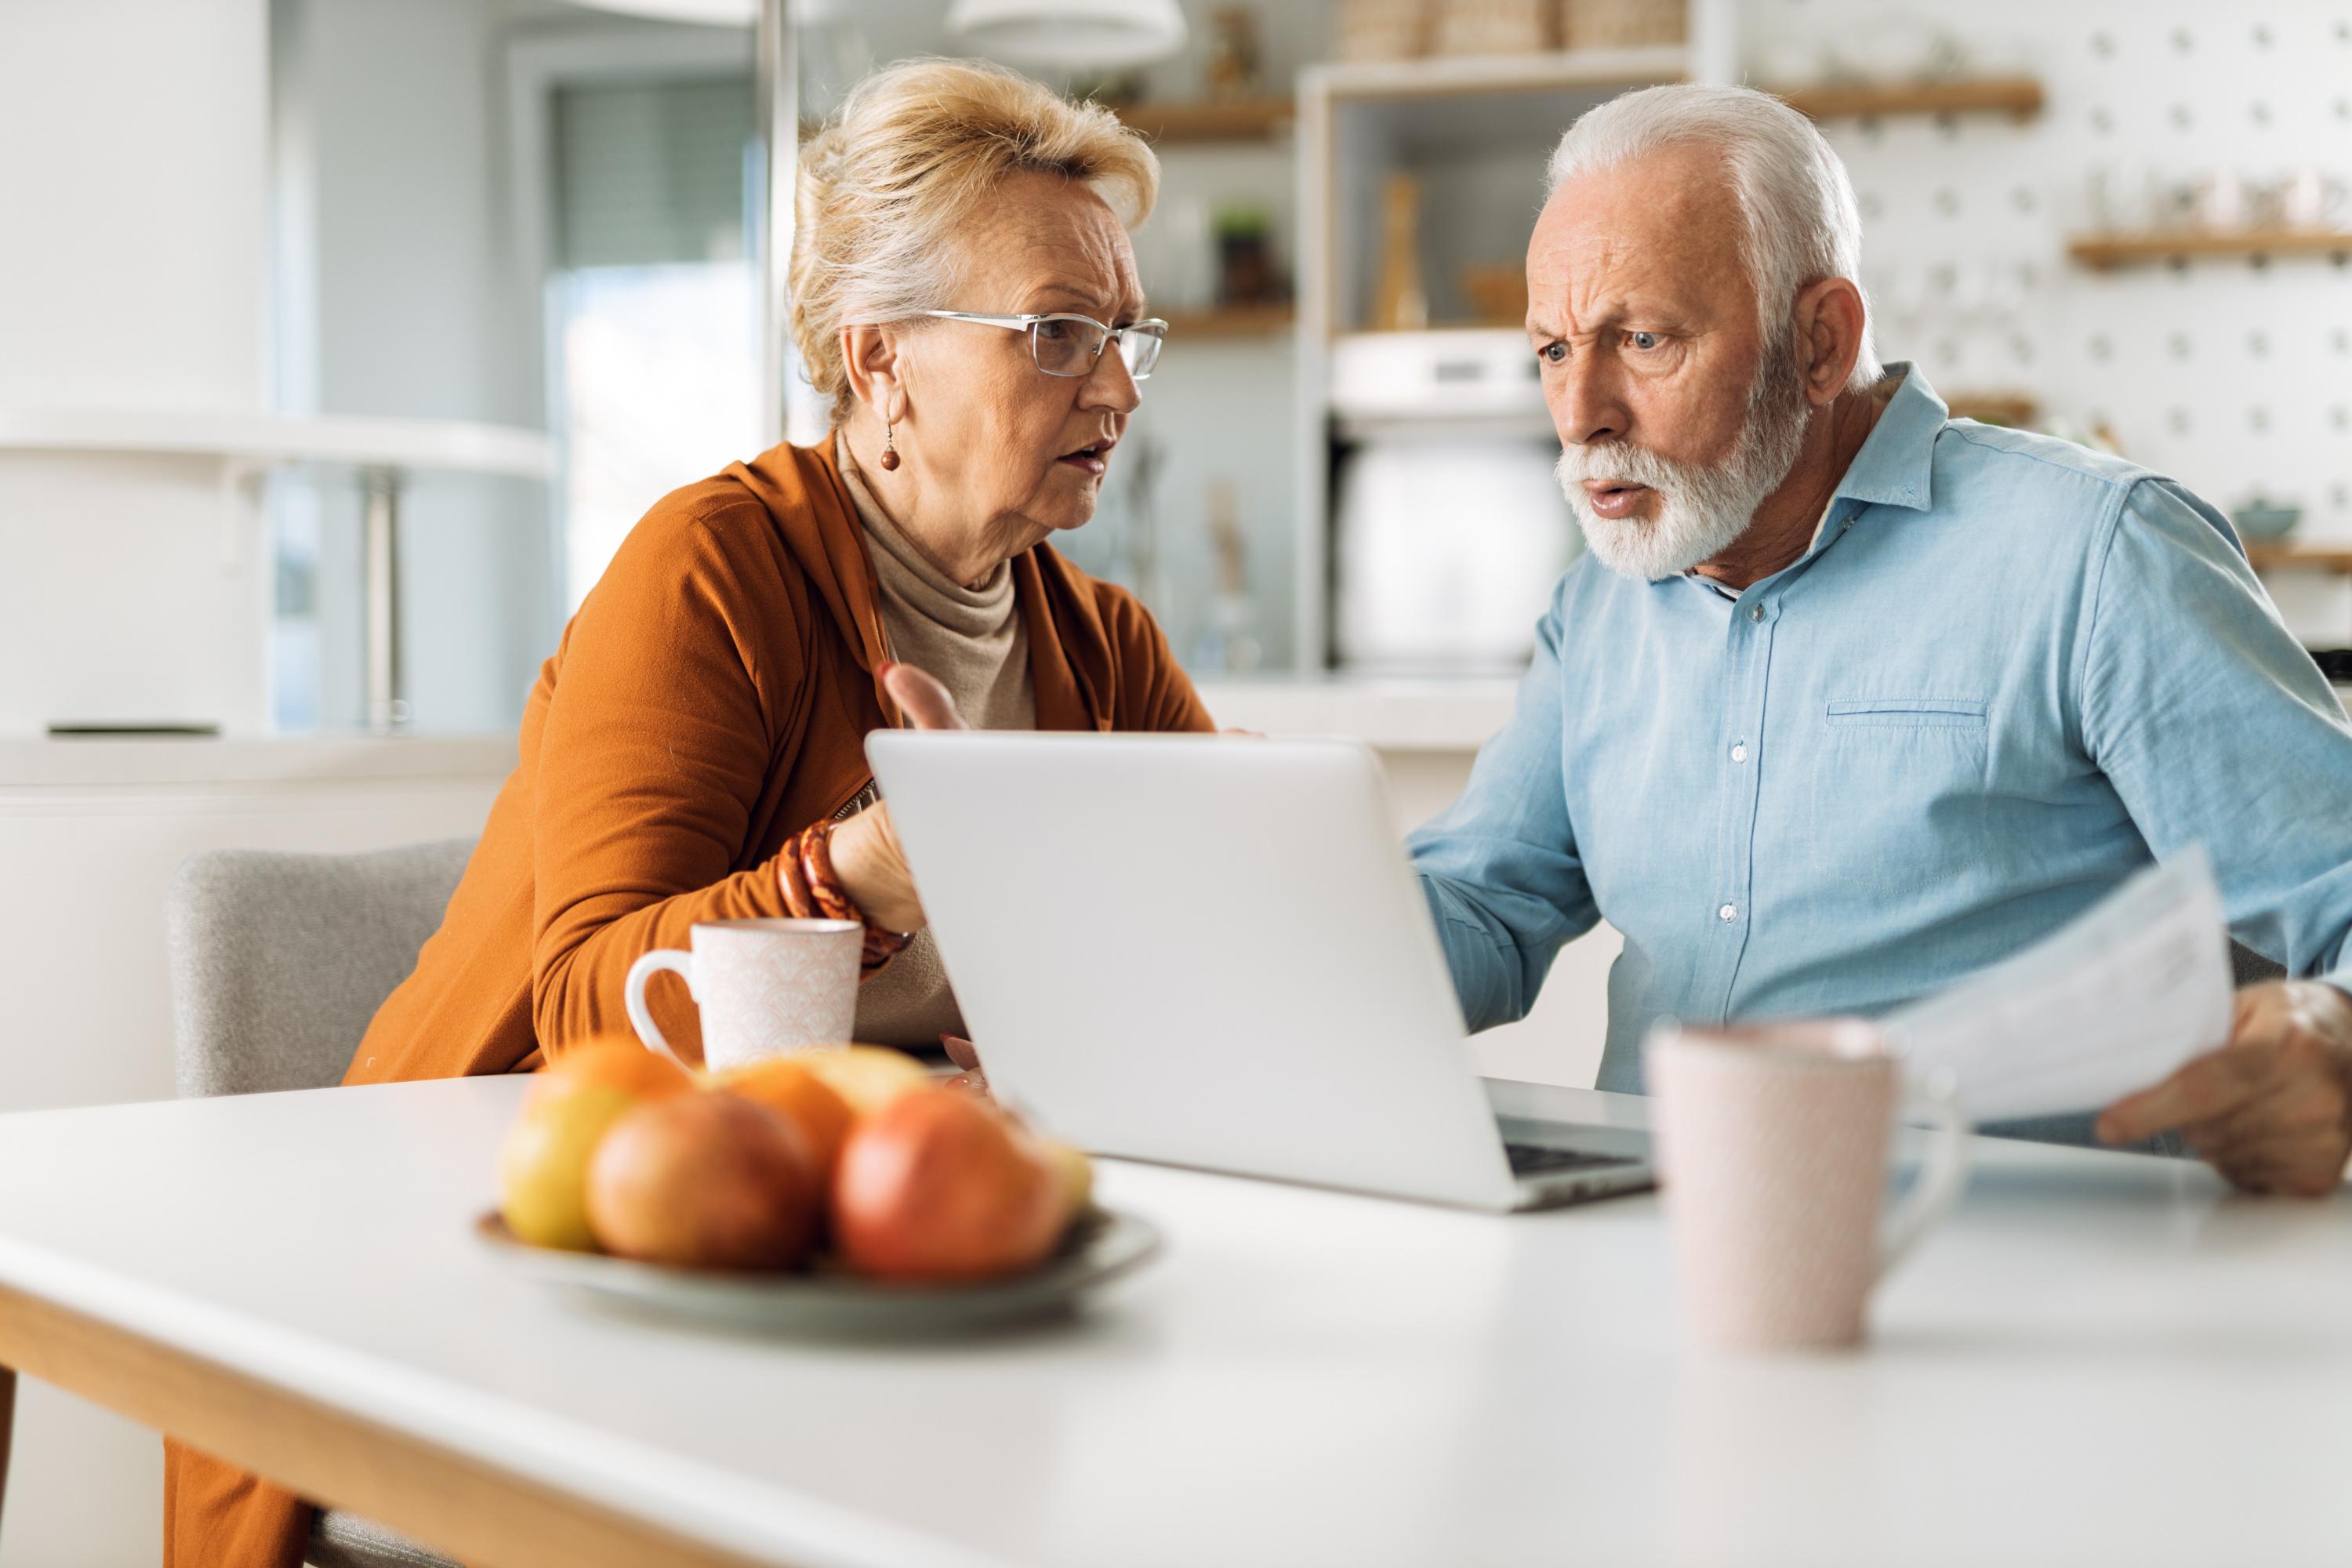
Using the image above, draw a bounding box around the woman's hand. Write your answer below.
[826,662,967,932]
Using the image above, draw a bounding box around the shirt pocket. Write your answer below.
[1824,697,1988,729]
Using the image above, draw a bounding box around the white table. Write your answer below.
[0,1077,2346,1568]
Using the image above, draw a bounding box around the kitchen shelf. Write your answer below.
[2068,228,2352,270]
[1312,45,1687,103]
[1114,97,1294,143]
[1773,75,2044,122]
[2247,544,2352,574]
[1162,303,1297,340]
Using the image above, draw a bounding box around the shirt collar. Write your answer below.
[1828,361,1945,515]
[1672,361,1949,601]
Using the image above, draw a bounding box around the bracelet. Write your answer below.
[789,818,912,975]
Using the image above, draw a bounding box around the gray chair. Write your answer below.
[167,840,476,1568]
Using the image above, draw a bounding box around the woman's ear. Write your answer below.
[840,321,908,425]
[1793,276,1866,407]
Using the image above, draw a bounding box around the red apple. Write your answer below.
[832,1087,1068,1285]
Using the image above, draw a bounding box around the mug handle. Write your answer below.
[1877,1067,1969,1279]
[624,948,697,1069]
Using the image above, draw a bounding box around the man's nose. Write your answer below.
[1552,354,1628,447]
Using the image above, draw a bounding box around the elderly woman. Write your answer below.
[167,56,1212,1568]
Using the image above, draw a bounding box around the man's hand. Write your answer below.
[825,662,967,932]
[2096,980,2352,1196]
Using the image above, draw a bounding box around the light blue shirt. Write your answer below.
[1410,364,2352,1097]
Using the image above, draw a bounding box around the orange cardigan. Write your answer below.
[165,439,1214,1568]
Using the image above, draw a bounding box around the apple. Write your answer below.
[586,1093,819,1271]
[832,1087,1069,1284]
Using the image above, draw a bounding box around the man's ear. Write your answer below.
[1792,277,1867,407]
[840,321,907,424]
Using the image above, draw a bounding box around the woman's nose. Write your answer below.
[1080,341,1144,413]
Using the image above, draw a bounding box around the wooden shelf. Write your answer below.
[1773,75,2044,122]
[1944,394,2038,427]
[1161,303,1295,340]
[2248,543,2352,574]
[1114,98,1295,143]
[1308,45,1687,103]
[2069,228,2352,270]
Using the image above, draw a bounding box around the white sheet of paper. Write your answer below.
[1883,846,2234,1124]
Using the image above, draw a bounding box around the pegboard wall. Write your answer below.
[1739,0,2352,638]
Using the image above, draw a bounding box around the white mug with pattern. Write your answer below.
[624,917,861,1072]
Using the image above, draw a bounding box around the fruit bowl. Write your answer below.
[474,1204,1162,1334]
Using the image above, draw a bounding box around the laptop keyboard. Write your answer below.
[1504,1142,1638,1177]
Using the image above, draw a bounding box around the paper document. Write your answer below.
[1884,846,2234,1123]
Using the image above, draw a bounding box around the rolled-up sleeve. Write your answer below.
[2080,477,2352,997]
[1408,578,1601,1030]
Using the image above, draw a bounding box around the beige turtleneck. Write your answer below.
[832,433,1037,1046]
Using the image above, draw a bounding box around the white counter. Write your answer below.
[1189,677,1515,752]
[0,732,515,789]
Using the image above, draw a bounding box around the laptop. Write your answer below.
[865,731,1654,1212]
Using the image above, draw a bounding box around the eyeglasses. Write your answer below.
[921,310,1167,381]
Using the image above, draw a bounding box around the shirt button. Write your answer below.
[1748,604,1764,622]
[1730,742,1749,763]
[1718,903,1738,922]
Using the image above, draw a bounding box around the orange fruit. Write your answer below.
[523,1035,695,1116]
[711,1058,855,1181]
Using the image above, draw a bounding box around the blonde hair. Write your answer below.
[791,58,1160,424]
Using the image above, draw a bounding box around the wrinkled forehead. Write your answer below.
[951,169,1145,315]
[1526,143,1755,327]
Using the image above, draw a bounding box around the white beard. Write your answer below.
[1556,339,1813,582]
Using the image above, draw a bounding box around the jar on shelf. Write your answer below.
[1559,0,1686,51]
[1334,0,1428,62]
[1432,0,1552,56]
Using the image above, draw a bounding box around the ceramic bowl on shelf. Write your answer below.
[2230,498,2303,541]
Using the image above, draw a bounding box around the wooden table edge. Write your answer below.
[0,1279,786,1568]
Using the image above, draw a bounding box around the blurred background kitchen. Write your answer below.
[0,1,2347,1555]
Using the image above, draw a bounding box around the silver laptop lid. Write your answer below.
[866,731,1523,1210]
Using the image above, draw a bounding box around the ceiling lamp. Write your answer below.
[946,0,1189,69]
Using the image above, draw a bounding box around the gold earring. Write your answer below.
[879,417,901,471]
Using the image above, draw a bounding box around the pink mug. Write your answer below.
[1645,1018,1969,1352]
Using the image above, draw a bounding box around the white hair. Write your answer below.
[1546,83,1881,393]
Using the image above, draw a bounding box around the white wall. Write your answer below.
[0,0,274,737]
[0,5,272,1556]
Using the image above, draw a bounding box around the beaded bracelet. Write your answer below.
[780,818,911,975]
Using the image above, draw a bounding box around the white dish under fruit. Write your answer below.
[474,1207,1162,1334]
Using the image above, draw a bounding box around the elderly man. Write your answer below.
[1409,83,2352,1195]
